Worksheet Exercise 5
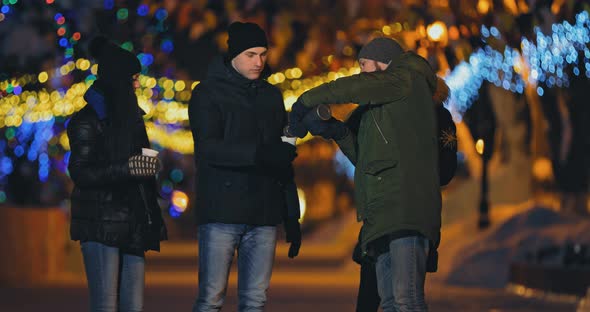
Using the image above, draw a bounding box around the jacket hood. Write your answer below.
[389,52,449,106]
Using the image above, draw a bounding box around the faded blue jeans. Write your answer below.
[375,236,429,312]
[81,241,145,312]
[193,223,277,312]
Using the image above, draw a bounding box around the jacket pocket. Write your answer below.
[363,159,398,175]
[362,159,398,211]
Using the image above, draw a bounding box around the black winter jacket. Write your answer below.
[67,87,167,254]
[189,56,290,225]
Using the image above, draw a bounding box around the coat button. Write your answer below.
[224,181,232,187]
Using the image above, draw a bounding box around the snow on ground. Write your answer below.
[430,201,590,288]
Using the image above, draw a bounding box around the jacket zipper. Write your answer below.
[138,184,152,225]
[370,110,388,144]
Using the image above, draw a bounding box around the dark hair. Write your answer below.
[93,78,139,162]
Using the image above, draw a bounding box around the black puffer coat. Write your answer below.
[189,56,290,225]
[67,87,167,254]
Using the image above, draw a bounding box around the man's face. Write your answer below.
[359,58,390,73]
[231,47,268,80]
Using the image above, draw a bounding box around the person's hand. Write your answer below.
[284,218,301,258]
[286,99,312,138]
[289,99,312,123]
[128,155,160,177]
[303,117,349,140]
[256,142,297,168]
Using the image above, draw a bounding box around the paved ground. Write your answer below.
[0,236,578,312]
[0,282,577,312]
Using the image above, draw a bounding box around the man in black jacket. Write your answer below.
[189,22,301,312]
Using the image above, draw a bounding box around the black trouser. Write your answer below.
[356,261,380,312]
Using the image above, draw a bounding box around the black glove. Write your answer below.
[289,99,312,124]
[255,142,297,168]
[128,155,160,177]
[286,99,312,138]
[284,217,301,258]
[304,117,349,140]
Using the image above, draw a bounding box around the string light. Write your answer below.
[445,11,590,121]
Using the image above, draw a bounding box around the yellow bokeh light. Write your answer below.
[171,190,189,211]
[291,68,303,79]
[146,78,157,89]
[291,80,302,90]
[79,59,91,71]
[74,97,86,109]
[13,116,23,127]
[174,80,186,91]
[50,91,61,102]
[191,81,200,90]
[163,79,174,90]
[476,139,485,155]
[60,132,70,150]
[477,0,491,14]
[532,157,553,181]
[38,72,49,83]
[142,88,154,98]
[382,25,392,35]
[284,95,297,110]
[163,89,175,100]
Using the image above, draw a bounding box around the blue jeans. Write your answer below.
[193,223,277,312]
[375,236,429,312]
[81,241,145,312]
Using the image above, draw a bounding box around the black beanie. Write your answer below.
[227,22,268,60]
[358,37,404,64]
[88,35,141,80]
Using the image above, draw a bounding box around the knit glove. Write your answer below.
[128,155,161,177]
[284,217,301,258]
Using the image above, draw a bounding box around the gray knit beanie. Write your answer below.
[358,37,403,64]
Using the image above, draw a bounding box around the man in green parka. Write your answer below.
[289,37,445,311]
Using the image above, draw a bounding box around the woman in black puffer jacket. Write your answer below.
[67,36,167,312]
